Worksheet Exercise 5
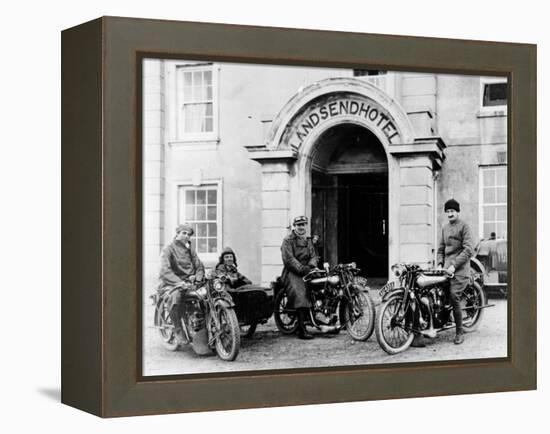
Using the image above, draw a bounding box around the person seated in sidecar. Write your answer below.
[214,246,252,289]
[157,223,205,346]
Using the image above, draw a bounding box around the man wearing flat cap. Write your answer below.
[281,215,319,339]
[436,198,475,345]
[158,223,205,345]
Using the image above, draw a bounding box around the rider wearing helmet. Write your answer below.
[214,246,252,288]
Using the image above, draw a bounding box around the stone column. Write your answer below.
[401,72,437,136]
[259,162,292,286]
[143,59,166,294]
[398,155,435,268]
[247,149,297,285]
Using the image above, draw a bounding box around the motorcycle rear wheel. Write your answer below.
[154,303,180,351]
[273,290,299,335]
[375,294,414,355]
[340,291,375,341]
[461,282,486,332]
[212,304,241,361]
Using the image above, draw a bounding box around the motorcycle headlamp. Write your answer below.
[391,264,404,277]
[213,280,223,291]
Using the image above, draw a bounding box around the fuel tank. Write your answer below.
[309,275,340,286]
[416,274,448,288]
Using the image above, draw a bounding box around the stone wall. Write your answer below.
[143,59,166,294]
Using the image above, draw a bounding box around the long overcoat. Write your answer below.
[157,239,205,294]
[436,218,475,296]
[281,231,319,308]
[436,218,475,277]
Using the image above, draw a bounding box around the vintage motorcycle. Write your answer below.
[375,263,491,354]
[273,262,376,341]
[153,274,241,361]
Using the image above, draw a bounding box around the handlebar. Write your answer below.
[304,262,360,277]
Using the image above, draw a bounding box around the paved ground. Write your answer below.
[142,288,508,376]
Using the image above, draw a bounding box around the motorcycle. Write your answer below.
[153,274,241,361]
[273,262,376,341]
[375,263,492,354]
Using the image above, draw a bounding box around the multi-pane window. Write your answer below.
[480,78,507,110]
[353,69,387,77]
[176,64,214,137]
[482,82,507,107]
[480,166,507,239]
[178,185,219,254]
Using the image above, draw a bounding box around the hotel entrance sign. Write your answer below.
[286,95,401,149]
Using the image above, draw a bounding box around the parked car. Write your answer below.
[472,236,508,297]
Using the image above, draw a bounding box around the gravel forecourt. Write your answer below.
[142,289,508,376]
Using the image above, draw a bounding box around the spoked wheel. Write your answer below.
[375,294,414,354]
[240,322,257,338]
[211,304,240,361]
[273,290,299,334]
[154,302,180,351]
[340,291,375,341]
[462,282,486,332]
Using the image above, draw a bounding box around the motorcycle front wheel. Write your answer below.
[154,302,180,351]
[211,304,241,361]
[339,291,375,341]
[461,282,486,332]
[375,294,414,354]
[273,290,299,334]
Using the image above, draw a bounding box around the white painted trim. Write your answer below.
[478,165,507,239]
[169,178,223,264]
[479,76,507,114]
[478,166,484,240]
[165,60,220,143]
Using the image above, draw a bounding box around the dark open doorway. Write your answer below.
[337,173,388,278]
[310,124,388,279]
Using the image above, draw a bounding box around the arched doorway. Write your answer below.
[247,78,444,285]
[310,123,389,278]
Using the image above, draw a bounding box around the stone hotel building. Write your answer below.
[142,60,508,290]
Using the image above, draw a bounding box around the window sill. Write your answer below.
[169,139,220,151]
[477,109,507,118]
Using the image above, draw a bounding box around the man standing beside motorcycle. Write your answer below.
[437,198,475,345]
[281,215,319,340]
[158,223,205,346]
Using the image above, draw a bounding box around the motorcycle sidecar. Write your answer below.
[227,284,274,338]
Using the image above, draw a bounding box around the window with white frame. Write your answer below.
[178,184,220,255]
[479,165,507,239]
[480,77,507,110]
[175,64,216,139]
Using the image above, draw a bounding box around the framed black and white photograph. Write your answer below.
[61,16,536,417]
[140,59,509,376]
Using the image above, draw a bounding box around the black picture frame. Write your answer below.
[61,16,536,417]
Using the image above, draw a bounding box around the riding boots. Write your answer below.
[411,334,426,347]
[297,308,314,340]
[169,306,186,345]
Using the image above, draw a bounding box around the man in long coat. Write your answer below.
[158,223,205,345]
[281,216,319,339]
[436,198,475,345]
